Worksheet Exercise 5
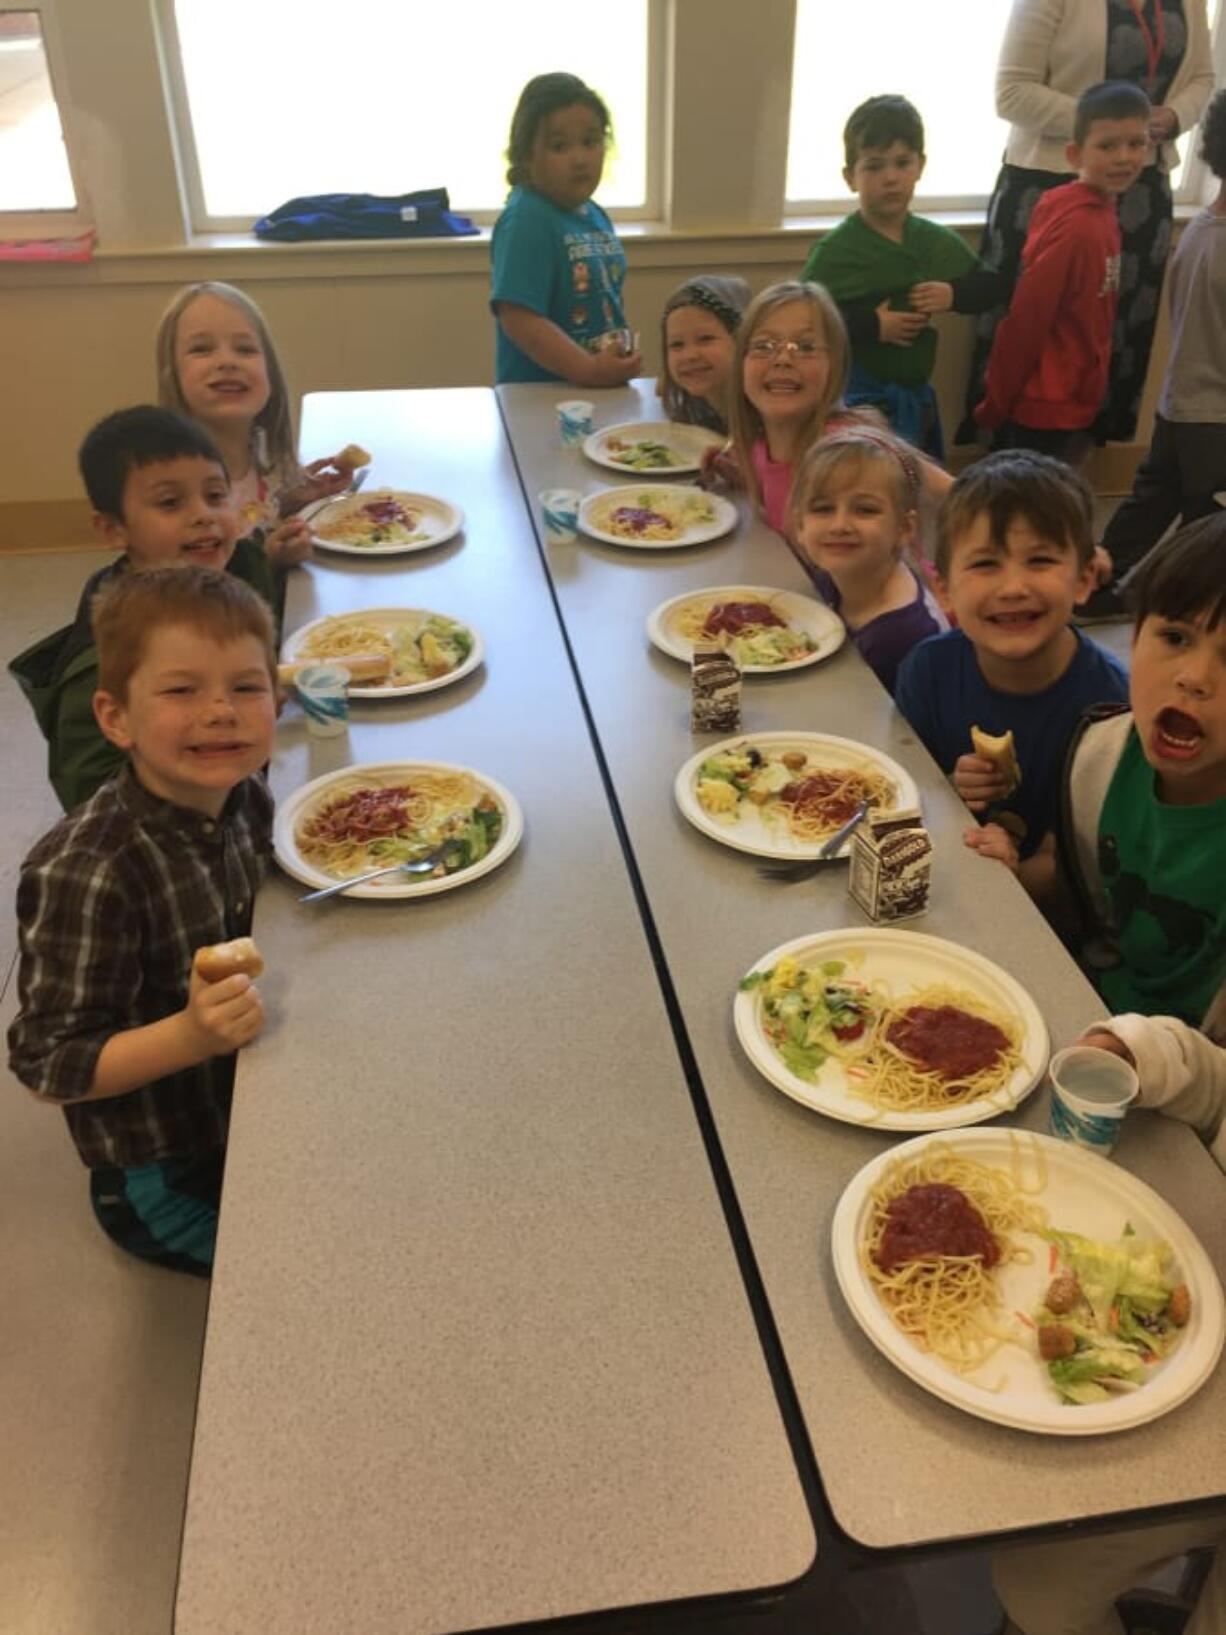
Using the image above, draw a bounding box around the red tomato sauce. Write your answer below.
[886,1005,1009,1080]
[874,1182,1001,1273]
[702,600,785,636]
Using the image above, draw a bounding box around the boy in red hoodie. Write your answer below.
[975,81,1151,466]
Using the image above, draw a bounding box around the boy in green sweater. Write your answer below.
[10,406,277,812]
[801,95,1000,457]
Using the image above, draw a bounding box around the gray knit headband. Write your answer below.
[671,283,743,334]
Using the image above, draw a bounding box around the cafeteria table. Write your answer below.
[495,381,1226,1552]
[173,390,818,1635]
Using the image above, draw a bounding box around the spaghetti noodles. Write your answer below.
[862,1142,1048,1373]
[696,744,895,840]
[298,612,472,687]
[592,488,717,542]
[296,770,501,880]
[314,491,428,547]
[670,593,818,667]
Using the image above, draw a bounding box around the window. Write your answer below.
[786,0,1013,210]
[0,10,76,212]
[162,0,653,231]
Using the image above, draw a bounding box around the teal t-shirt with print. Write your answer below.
[1097,728,1226,1025]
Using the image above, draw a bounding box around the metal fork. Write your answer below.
[755,801,869,882]
[299,466,369,526]
[299,837,463,902]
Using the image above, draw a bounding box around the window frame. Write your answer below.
[0,3,90,234]
[154,0,667,234]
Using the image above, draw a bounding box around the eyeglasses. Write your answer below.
[745,337,828,361]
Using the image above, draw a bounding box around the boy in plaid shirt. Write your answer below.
[8,567,276,1275]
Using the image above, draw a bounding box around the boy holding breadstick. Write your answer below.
[894,451,1127,885]
[8,567,276,1276]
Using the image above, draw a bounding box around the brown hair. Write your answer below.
[727,281,850,518]
[936,450,1094,579]
[155,281,300,486]
[660,275,751,427]
[93,566,276,700]
[788,428,920,543]
[505,73,612,188]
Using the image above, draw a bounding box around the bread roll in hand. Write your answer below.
[970,726,1021,796]
[194,937,265,984]
[336,442,372,472]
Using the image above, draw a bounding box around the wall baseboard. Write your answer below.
[0,500,95,554]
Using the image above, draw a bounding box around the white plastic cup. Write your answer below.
[1047,1045,1139,1154]
[297,663,349,738]
[556,399,594,447]
[539,488,580,544]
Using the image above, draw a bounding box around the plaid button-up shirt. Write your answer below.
[8,763,273,1169]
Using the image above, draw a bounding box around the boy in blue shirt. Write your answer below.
[801,95,1000,457]
[895,451,1127,884]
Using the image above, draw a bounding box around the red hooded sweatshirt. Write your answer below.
[976,181,1121,432]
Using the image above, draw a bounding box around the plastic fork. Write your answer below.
[299,838,463,902]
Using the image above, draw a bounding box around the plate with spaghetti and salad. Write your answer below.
[274,761,523,898]
[281,608,483,698]
[832,1128,1225,1434]
[578,484,737,549]
[675,731,916,859]
[734,928,1047,1130]
[309,489,463,555]
[582,421,724,476]
[647,586,845,672]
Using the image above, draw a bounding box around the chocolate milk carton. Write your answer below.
[848,807,932,922]
[690,644,741,732]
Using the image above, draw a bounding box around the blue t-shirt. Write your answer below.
[809,565,945,696]
[490,186,628,384]
[894,628,1128,857]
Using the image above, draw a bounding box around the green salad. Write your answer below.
[739,956,874,1080]
[1034,1229,1190,1404]
[606,436,683,469]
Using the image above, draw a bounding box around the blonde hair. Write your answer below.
[788,428,920,545]
[155,281,300,486]
[94,565,276,701]
[727,281,850,518]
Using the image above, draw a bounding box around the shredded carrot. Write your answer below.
[1143,1351,1159,1365]
[1014,1311,1036,1330]
[1049,1244,1058,1274]
[1109,1306,1119,1333]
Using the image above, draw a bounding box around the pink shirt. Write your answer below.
[751,439,794,534]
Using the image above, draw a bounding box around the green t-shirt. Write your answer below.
[801,211,976,389]
[1097,728,1226,1025]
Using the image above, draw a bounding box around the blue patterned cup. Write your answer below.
[1047,1045,1138,1154]
[556,399,594,447]
[539,488,580,544]
[296,664,349,738]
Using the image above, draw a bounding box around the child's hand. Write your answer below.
[963,821,1020,872]
[1091,544,1113,587]
[265,517,312,567]
[698,442,740,492]
[586,348,643,387]
[952,752,1011,812]
[280,459,352,515]
[1077,1028,1136,1064]
[876,299,928,346]
[183,965,264,1058]
[908,281,954,315]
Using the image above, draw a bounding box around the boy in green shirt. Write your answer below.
[801,95,1000,457]
[9,406,277,812]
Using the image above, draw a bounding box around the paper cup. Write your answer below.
[556,399,594,447]
[539,488,580,544]
[1047,1045,1139,1154]
[297,663,349,738]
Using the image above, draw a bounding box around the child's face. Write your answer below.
[1067,117,1149,196]
[1129,610,1226,805]
[798,462,913,580]
[97,455,238,571]
[526,103,606,212]
[665,305,736,402]
[173,292,271,430]
[742,301,830,428]
[844,140,924,227]
[95,624,275,817]
[940,511,1096,669]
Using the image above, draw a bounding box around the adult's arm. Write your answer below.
[996,0,1078,142]
[1167,0,1216,144]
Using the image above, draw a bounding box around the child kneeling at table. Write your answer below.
[894,450,1127,887]
[972,516,1226,1029]
[994,1007,1225,1635]
[9,405,277,813]
[7,567,276,1276]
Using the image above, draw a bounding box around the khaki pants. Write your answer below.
[994,1521,1225,1635]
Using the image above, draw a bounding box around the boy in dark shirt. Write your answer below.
[975,81,1150,464]
[8,567,277,1275]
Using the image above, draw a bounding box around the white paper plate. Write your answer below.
[274,760,523,899]
[309,489,463,555]
[675,731,918,860]
[647,585,845,673]
[582,420,724,477]
[282,608,484,699]
[734,927,1049,1131]
[832,1128,1226,1434]
[578,484,738,549]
